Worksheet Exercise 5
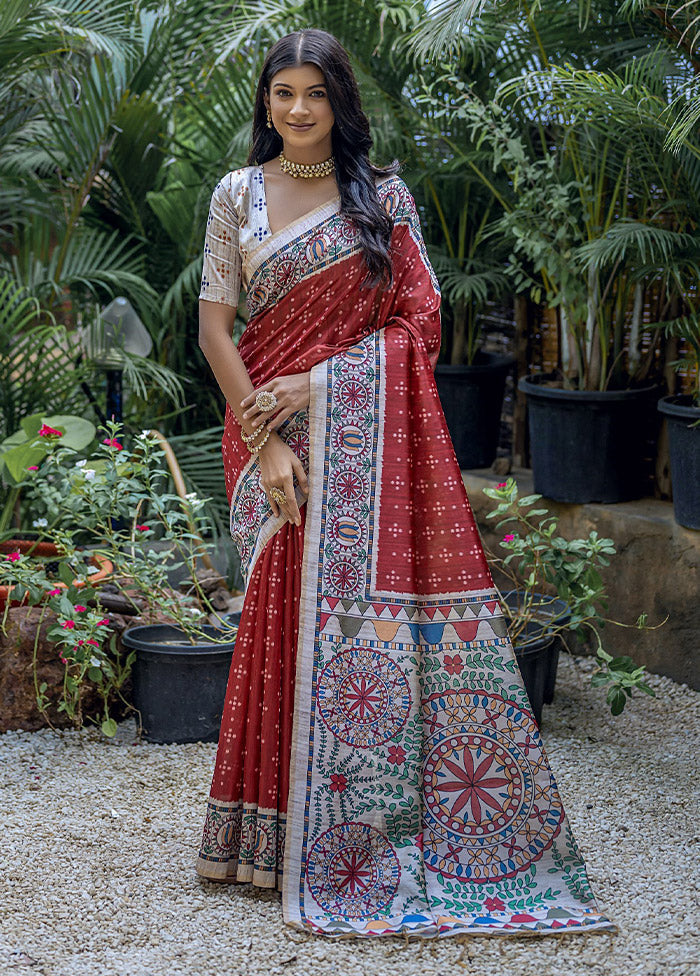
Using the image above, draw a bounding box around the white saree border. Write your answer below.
[283,329,618,939]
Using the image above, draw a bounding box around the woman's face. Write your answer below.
[264,62,335,154]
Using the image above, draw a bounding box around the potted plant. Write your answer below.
[481,478,660,724]
[437,80,684,502]
[654,314,700,530]
[427,181,514,468]
[1,422,239,741]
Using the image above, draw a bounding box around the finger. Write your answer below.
[292,456,309,495]
[284,477,301,526]
[240,382,277,412]
[269,408,293,430]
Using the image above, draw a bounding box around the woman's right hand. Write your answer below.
[257,431,309,526]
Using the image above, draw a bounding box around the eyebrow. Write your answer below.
[272,83,326,90]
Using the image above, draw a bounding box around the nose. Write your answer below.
[289,95,311,117]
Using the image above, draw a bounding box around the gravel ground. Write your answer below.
[0,652,698,976]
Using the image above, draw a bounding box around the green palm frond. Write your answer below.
[0,274,95,439]
[575,219,699,270]
[4,222,158,315]
[432,253,509,305]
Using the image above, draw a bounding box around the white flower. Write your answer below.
[184,491,198,501]
[83,469,96,481]
[32,518,48,528]
[86,565,99,574]
[75,459,87,468]
[90,656,101,668]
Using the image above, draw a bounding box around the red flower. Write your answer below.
[27,465,39,471]
[74,605,87,612]
[61,620,75,630]
[5,551,21,563]
[135,524,149,532]
[496,481,507,489]
[102,438,123,450]
[96,618,110,625]
[329,773,348,793]
[86,639,100,647]
[484,896,506,912]
[502,534,515,543]
[444,654,463,675]
[48,588,63,596]
[387,744,407,765]
[38,424,63,438]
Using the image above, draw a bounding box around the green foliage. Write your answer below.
[483,477,659,714]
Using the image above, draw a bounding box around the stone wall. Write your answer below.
[463,468,700,690]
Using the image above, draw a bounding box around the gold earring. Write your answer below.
[266,106,272,129]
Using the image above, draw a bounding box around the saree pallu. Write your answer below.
[196,177,617,939]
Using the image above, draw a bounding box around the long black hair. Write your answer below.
[247,29,400,290]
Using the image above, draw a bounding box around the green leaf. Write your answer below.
[101,718,117,737]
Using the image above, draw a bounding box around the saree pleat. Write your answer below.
[195,170,617,939]
[196,497,306,889]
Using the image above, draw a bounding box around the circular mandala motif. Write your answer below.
[274,258,297,286]
[317,646,411,747]
[284,428,309,460]
[331,424,367,457]
[305,234,331,263]
[329,469,368,503]
[342,344,369,367]
[328,513,368,550]
[323,558,362,596]
[216,816,241,852]
[306,822,400,918]
[336,379,370,412]
[421,690,564,883]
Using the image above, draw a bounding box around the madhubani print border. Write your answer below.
[245,176,438,320]
[283,329,617,938]
[229,410,310,585]
[196,797,286,888]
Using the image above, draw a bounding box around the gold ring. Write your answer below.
[255,390,278,413]
[270,487,286,506]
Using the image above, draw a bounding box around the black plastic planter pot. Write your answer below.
[513,623,557,728]
[503,591,571,705]
[518,375,659,503]
[435,352,515,469]
[658,395,700,530]
[121,624,238,744]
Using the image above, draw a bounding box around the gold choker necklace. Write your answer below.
[279,151,335,179]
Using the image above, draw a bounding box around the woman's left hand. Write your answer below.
[241,371,311,431]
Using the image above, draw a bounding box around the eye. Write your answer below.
[311,90,326,97]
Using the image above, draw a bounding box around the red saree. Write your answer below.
[195,174,617,939]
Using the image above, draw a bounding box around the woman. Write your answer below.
[195,28,616,940]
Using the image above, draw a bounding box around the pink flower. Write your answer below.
[38,424,63,438]
[97,618,110,626]
[329,773,348,793]
[444,654,464,675]
[484,896,506,912]
[61,620,75,630]
[86,639,100,647]
[4,551,21,563]
[502,534,515,543]
[27,465,39,471]
[59,654,67,664]
[387,744,407,765]
[48,588,63,596]
[74,605,87,612]
[496,481,507,489]
[102,438,123,450]
[135,524,149,532]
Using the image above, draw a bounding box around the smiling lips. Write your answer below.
[288,122,314,129]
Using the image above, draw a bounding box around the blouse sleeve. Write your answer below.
[198,174,242,307]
